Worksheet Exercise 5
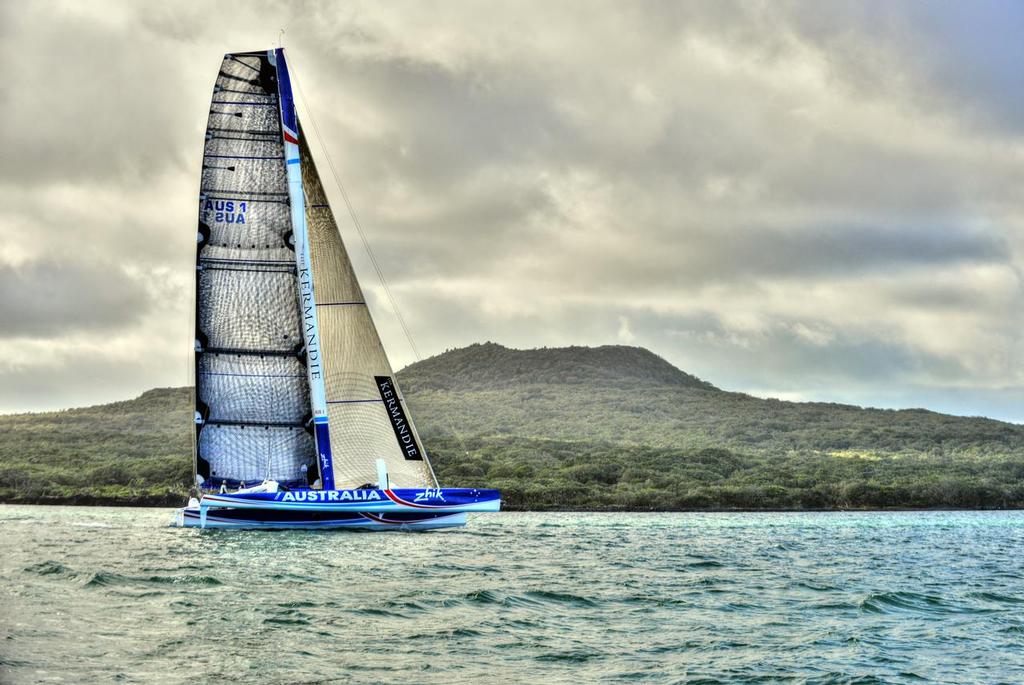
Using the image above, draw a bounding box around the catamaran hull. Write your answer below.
[198,487,500,513]
[174,507,468,530]
[171,488,499,530]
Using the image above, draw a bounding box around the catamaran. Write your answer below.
[174,49,500,529]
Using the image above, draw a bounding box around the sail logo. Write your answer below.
[202,199,248,224]
[375,376,424,460]
[278,490,382,502]
[297,268,322,380]
[414,489,445,502]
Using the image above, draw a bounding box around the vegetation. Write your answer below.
[2,342,1024,509]
[0,388,191,505]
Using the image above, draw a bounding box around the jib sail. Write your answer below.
[299,125,438,489]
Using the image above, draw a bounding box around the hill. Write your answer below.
[404,342,717,391]
[0,388,192,505]
[2,343,1023,509]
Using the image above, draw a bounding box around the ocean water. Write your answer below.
[1,508,1023,684]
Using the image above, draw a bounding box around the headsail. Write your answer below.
[299,129,438,489]
[194,51,315,488]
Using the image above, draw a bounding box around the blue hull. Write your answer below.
[198,487,500,514]
[173,487,499,529]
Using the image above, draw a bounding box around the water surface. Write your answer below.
[1,507,1023,683]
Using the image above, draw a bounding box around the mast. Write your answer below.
[273,48,336,490]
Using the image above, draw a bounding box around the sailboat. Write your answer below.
[174,49,500,529]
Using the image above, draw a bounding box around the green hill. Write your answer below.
[0,388,192,505]
[406,342,717,391]
[2,342,1023,509]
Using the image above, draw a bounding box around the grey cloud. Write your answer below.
[385,289,972,392]
[0,260,152,338]
[0,5,197,186]
[680,221,1009,282]
[785,0,1024,136]
[511,220,1013,300]
[0,351,183,414]
[1,0,1023,420]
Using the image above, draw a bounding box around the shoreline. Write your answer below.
[1,497,1020,513]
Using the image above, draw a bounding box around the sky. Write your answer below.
[1,0,1023,420]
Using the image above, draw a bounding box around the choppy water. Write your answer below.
[1,508,1023,684]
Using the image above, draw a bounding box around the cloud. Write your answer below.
[617,316,635,344]
[1,0,1023,421]
[0,259,154,338]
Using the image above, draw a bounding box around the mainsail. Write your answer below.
[193,48,437,492]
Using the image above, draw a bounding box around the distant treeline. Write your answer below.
[2,343,1024,509]
[0,388,192,506]
[429,437,1024,510]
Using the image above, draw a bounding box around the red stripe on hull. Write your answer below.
[383,489,443,509]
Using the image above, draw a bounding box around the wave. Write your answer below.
[84,571,222,588]
[460,588,600,608]
[859,591,992,615]
[967,591,1024,605]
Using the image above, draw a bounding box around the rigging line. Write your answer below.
[290,68,422,362]
[290,57,472,469]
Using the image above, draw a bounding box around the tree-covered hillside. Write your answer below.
[0,388,192,505]
[2,342,1023,508]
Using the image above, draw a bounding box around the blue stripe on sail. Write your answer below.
[317,301,365,307]
[286,158,300,165]
[314,423,335,490]
[313,416,329,424]
[274,48,299,136]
